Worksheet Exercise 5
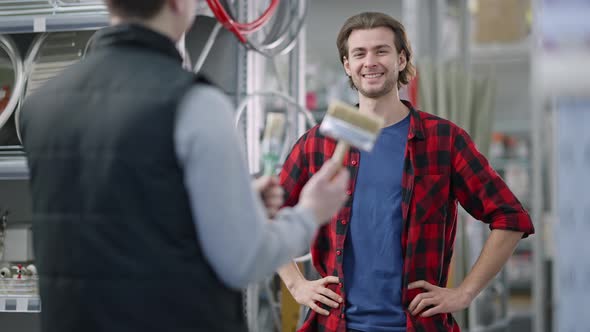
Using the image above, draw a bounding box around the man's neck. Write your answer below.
[358,90,409,127]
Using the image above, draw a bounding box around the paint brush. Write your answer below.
[261,112,286,175]
[319,100,384,165]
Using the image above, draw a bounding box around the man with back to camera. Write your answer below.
[277,12,535,332]
[18,0,351,331]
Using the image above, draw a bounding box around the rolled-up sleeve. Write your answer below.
[451,128,534,237]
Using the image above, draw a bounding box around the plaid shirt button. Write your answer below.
[341,219,347,225]
[340,313,345,319]
[351,160,357,165]
[336,250,342,256]
[346,190,352,195]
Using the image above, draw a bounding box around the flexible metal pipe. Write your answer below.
[15,31,94,142]
[0,35,25,137]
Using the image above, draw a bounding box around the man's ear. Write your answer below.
[167,0,181,14]
[398,50,407,72]
[343,56,351,76]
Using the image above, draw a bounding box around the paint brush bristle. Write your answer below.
[326,100,384,135]
[263,112,286,141]
[261,112,286,175]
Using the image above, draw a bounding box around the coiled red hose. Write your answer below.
[206,0,279,43]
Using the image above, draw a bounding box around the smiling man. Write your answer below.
[277,12,534,332]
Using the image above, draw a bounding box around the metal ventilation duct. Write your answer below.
[14,30,95,142]
[0,35,25,146]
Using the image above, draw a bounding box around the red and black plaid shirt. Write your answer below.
[279,101,534,332]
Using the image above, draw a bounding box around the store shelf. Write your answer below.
[0,274,39,314]
[0,12,109,34]
[0,295,40,313]
[0,2,216,35]
[0,155,28,180]
[470,37,532,64]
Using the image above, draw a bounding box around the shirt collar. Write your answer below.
[88,23,183,63]
[403,100,425,141]
[353,99,425,141]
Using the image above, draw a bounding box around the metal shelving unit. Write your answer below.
[0,0,108,34]
[0,1,309,331]
[0,13,108,34]
[0,295,41,313]
[0,155,28,180]
[0,4,107,332]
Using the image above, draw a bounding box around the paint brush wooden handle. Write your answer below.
[332,140,350,167]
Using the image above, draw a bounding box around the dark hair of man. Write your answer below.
[105,0,166,20]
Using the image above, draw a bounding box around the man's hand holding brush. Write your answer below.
[255,159,349,224]
[253,175,284,219]
[298,159,350,224]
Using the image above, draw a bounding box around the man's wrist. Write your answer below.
[284,273,305,293]
[457,283,478,302]
[294,203,319,226]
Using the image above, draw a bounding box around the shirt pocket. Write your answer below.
[412,174,450,224]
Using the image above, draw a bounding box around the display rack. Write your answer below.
[0,277,40,313]
[0,4,163,332]
[0,1,309,332]
[0,155,28,180]
[0,9,91,327]
[0,295,41,313]
[0,13,108,34]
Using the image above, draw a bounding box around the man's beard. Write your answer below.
[352,74,397,98]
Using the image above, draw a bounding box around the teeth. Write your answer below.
[364,73,382,78]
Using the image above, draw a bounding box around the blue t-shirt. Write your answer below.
[343,114,410,332]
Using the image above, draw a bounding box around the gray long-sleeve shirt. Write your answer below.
[174,84,315,289]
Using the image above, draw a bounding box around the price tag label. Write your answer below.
[33,17,46,32]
